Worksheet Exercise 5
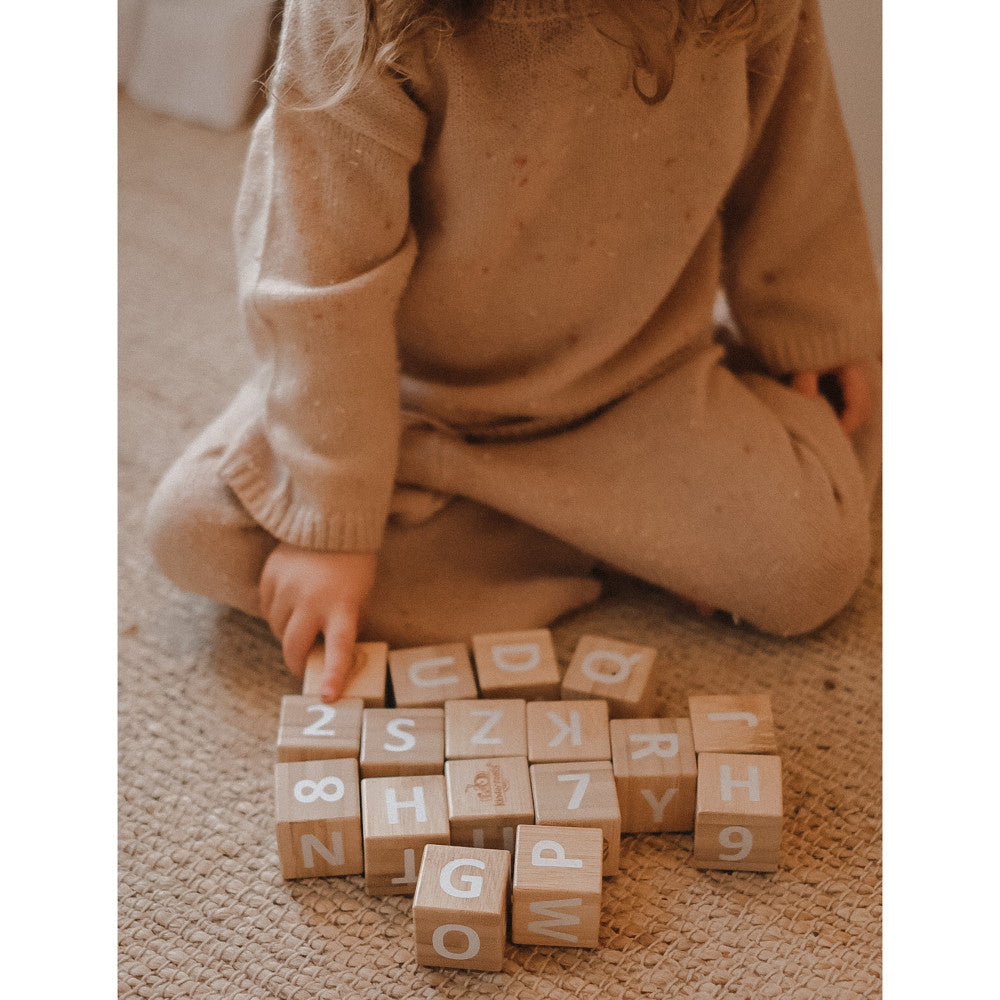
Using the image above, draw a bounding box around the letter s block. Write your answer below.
[511,825,603,948]
[561,635,657,719]
[359,708,445,779]
[413,844,510,971]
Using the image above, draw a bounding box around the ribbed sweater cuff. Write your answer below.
[748,326,881,375]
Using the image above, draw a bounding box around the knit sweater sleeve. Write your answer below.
[219,0,427,551]
[720,0,881,374]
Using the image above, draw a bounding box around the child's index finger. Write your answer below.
[319,621,359,704]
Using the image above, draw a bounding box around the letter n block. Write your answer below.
[610,718,697,833]
[511,825,603,948]
[444,698,527,760]
[413,844,510,971]
[529,761,621,875]
[525,700,611,764]
[471,629,562,700]
[276,696,364,763]
[274,758,363,879]
[444,756,535,852]
[388,644,479,708]
[359,708,445,779]
[360,774,450,895]
[560,635,657,718]
[302,641,388,707]
[694,753,782,872]
[688,694,778,755]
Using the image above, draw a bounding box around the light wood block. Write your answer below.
[693,753,782,872]
[276,695,364,763]
[413,844,510,971]
[302,641,388,707]
[529,761,621,876]
[359,708,445,779]
[444,698,528,760]
[688,694,778,755]
[610,717,698,833]
[471,629,562,700]
[360,774,451,895]
[274,758,364,879]
[444,756,535,852]
[511,825,603,948]
[388,644,479,708]
[560,635,658,718]
[525,700,611,764]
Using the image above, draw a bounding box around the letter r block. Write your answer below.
[471,629,562,700]
[694,753,782,872]
[413,844,510,971]
[388,644,479,708]
[560,635,657,718]
[688,694,778,755]
[511,825,603,948]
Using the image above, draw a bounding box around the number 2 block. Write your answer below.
[276,696,364,763]
[693,753,782,872]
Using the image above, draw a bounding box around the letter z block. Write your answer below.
[471,629,562,700]
[360,774,451,895]
[389,644,479,708]
[610,718,698,833]
[276,696,364,763]
[413,844,510,971]
[525,700,611,764]
[274,758,364,879]
[444,756,535,852]
[688,694,778,755]
[529,761,621,875]
[444,698,527,760]
[359,708,445,779]
[302,642,388,706]
[560,635,657,718]
[693,753,782,872]
[512,825,603,948]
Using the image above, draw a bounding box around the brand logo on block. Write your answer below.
[466,762,510,807]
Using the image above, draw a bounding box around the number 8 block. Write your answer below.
[693,753,782,873]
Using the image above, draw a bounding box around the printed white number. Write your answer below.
[557,772,591,810]
[293,776,346,804]
[302,704,338,736]
[718,826,753,861]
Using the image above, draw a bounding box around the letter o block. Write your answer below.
[413,844,510,971]
[512,825,603,948]
[388,644,479,708]
[561,635,657,718]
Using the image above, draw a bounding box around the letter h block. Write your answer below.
[413,844,510,972]
[511,825,603,948]
[694,753,782,872]
[610,718,698,833]
[360,774,451,895]
[471,629,562,700]
[389,644,479,708]
[560,635,657,718]
[274,758,364,879]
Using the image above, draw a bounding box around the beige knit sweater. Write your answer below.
[219,0,881,555]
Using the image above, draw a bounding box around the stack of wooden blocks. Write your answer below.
[273,630,783,971]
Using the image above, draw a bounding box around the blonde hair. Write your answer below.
[318,0,758,106]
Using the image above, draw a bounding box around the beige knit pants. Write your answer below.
[146,343,880,644]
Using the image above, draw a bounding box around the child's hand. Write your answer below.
[789,362,873,435]
[259,543,378,703]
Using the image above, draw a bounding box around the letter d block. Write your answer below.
[389,644,479,708]
[276,696,364,763]
[361,775,450,895]
[512,825,603,948]
[413,844,510,972]
[688,694,778,755]
[471,629,562,700]
[694,753,782,872]
[274,758,363,879]
[561,635,657,719]
[610,718,697,833]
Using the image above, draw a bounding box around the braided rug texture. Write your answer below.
[119,93,881,999]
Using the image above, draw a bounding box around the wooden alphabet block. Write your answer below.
[511,825,603,948]
[360,774,451,895]
[444,756,535,853]
[302,642,388,707]
[525,700,611,764]
[529,761,621,876]
[610,718,698,833]
[276,695,364,763]
[471,629,562,700]
[359,708,445,779]
[413,844,510,971]
[388,644,479,708]
[688,694,778,755]
[693,753,782,872]
[444,698,528,760]
[560,635,657,718]
[274,758,364,879]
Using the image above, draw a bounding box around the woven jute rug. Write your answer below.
[118,92,881,999]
